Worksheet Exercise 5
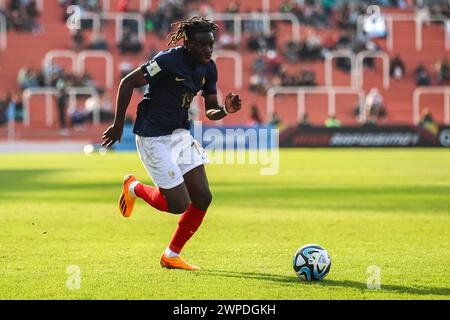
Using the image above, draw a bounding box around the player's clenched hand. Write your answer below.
[225,93,242,114]
[101,124,123,148]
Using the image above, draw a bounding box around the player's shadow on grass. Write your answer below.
[201,270,450,297]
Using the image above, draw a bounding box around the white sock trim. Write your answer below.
[129,181,140,197]
[165,247,180,258]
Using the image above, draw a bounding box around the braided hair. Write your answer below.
[167,16,219,46]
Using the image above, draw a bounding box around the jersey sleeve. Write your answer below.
[140,52,171,85]
[201,60,218,97]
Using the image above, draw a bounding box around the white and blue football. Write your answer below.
[293,244,331,281]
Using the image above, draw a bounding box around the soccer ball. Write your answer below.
[293,244,331,281]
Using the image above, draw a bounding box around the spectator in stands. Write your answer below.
[87,33,108,50]
[415,63,431,86]
[9,9,26,31]
[390,54,406,80]
[419,107,439,136]
[429,3,450,20]
[0,92,10,126]
[218,32,238,50]
[284,41,300,63]
[309,2,330,28]
[265,29,278,51]
[294,0,331,28]
[336,2,359,30]
[243,9,265,34]
[249,72,270,94]
[10,92,23,121]
[298,113,312,128]
[1,91,22,123]
[279,71,302,87]
[252,54,267,73]
[335,53,353,73]
[435,57,450,84]
[84,93,115,123]
[300,70,317,86]
[365,88,387,124]
[265,50,282,74]
[301,28,323,61]
[118,27,143,54]
[152,0,186,38]
[325,114,341,128]
[360,41,380,70]
[147,45,159,61]
[79,73,102,93]
[117,0,130,12]
[143,9,156,33]
[56,80,69,135]
[41,62,63,87]
[17,67,39,90]
[247,32,263,52]
[247,104,263,126]
[6,0,41,32]
[71,29,85,51]
[119,60,134,79]
[335,31,354,50]
[279,0,294,14]
[70,104,88,131]
[268,111,282,128]
[25,0,39,17]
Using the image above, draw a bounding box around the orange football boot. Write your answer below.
[119,174,137,218]
[160,253,201,271]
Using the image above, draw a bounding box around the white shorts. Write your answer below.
[135,129,209,189]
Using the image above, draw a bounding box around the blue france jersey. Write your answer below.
[133,46,218,137]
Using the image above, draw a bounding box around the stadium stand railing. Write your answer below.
[266,86,366,123]
[206,12,301,43]
[416,17,450,51]
[0,12,6,51]
[23,87,101,127]
[357,12,450,51]
[43,50,114,89]
[324,49,357,88]
[77,50,114,89]
[22,88,58,127]
[413,87,450,125]
[323,50,390,90]
[355,51,390,89]
[43,50,78,86]
[212,50,243,89]
[80,12,146,45]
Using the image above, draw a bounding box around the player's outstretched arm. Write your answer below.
[102,67,148,148]
[204,93,242,121]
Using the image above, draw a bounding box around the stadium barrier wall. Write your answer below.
[279,125,450,148]
[114,124,278,151]
[107,125,450,151]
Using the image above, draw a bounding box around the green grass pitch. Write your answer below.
[0,149,449,300]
